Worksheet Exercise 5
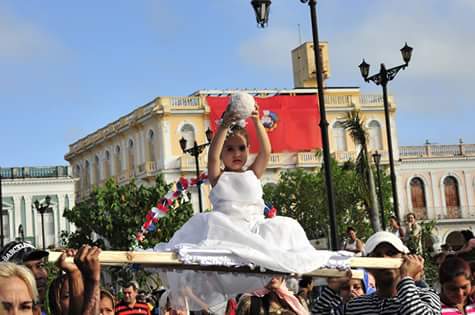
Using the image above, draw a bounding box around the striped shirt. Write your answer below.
[312,277,440,315]
[441,302,475,314]
[115,301,151,315]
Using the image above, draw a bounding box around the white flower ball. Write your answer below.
[228,92,256,120]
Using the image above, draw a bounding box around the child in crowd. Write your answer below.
[439,256,475,314]
[158,92,332,313]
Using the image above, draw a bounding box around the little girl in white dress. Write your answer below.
[158,93,333,313]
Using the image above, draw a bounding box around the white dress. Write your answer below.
[156,171,334,312]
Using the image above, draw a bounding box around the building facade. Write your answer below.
[398,141,475,248]
[64,41,475,248]
[1,166,76,248]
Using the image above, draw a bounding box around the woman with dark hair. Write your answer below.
[387,215,405,240]
[439,256,475,314]
[48,274,69,315]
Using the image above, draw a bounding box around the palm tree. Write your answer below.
[342,110,381,232]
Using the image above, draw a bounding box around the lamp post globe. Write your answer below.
[251,0,271,27]
[34,196,51,250]
[179,129,213,213]
[400,42,413,65]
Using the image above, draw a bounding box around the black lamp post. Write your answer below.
[18,224,24,242]
[250,0,339,250]
[372,151,386,230]
[359,43,413,221]
[0,167,3,248]
[34,196,51,250]
[179,128,213,213]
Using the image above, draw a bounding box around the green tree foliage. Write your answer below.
[342,110,381,232]
[263,157,391,244]
[62,173,193,250]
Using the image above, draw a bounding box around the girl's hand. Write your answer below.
[221,110,239,128]
[251,103,260,122]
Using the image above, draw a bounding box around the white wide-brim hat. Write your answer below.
[363,231,410,256]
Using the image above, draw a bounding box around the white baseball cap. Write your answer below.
[363,231,409,256]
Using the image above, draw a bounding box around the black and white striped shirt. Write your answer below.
[312,277,441,315]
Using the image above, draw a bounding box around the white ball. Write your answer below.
[228,92,256,120]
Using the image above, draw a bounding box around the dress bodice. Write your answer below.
[209,170,265,221]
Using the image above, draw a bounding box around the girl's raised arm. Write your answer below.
[207,111,237,187]
[250,106,271,178]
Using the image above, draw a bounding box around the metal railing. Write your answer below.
[0,166,70,178]
[400,143,475,158]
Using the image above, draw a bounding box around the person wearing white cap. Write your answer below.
[312,231,440,315]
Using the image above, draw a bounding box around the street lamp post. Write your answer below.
[18,224,25,242]
[358,43,413,221]
[372,151,386,230]
[251,0,339,250]
[179,128,213,213]
[34,196,51,250]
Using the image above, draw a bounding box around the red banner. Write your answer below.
[207,95,322,153]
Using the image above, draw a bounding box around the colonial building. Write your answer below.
[64,41,475,248]
[1,166,76,248]
[398,141,475,249]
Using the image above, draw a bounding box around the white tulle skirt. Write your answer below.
[153,211,335,313]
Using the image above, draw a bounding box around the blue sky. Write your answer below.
[1,0,474,167]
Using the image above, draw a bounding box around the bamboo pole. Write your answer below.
[47,251,401,278]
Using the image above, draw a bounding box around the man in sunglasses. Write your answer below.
[312,231,440,315]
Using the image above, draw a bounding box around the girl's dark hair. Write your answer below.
[227,125,249,144]
[439,256,471,284]
[389,215,400,224]
[48,273,68,315]
[461,229,474,242]
[299,276,313,288]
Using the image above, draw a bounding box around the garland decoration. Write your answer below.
[136,173,208,241]
[264,202,277,218]
[135,173,278,243]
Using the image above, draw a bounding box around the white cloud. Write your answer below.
[0,7,65,62]
[329,1,475,81]
[238,27,299,74]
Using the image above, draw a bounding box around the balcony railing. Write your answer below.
[297,152,322,166]
[400,142,475,158]
[179,155,207,171]
[408,206,475,221]
[0,166,70,178]
[159,96,203,111]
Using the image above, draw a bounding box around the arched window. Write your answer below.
[444,176,461,219]
[410,177,427,219]
[65,195,71,232]
[94,155,100,185]
[147,129,156,161]
[114,145,122,175]
[180,124,196,150]
[128,139,135,173]
[1,200,9,243]
[103,150,111,179]
[332,121,347,152]
[75,165,82,192]
[84,160,91,188]
[20,197,27,234]
[368,120,383,150]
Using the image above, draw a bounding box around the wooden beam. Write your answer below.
[47,251,402,278]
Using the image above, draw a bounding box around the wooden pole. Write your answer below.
[47,251,402,278]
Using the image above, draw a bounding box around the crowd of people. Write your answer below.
[1,229,475,314]
[1,93,474,315]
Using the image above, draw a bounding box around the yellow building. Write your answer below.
[64,42,395,211]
